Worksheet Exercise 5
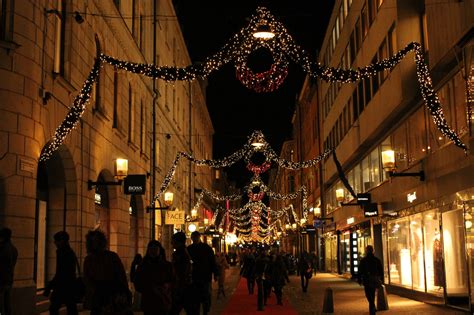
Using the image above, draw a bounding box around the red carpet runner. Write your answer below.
[221,278,298,315]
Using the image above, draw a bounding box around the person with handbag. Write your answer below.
[134,241,174,315]
[358,245,384,315]
[43,231,79,315]
[83,230,132,315]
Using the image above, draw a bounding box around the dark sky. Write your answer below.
[173,1,334,187]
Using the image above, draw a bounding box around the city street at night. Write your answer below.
[0,0,473,314]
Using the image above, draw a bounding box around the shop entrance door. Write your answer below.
[463,200,474,310]
[442,207,470,310]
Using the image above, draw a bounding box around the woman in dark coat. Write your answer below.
[134,240,174,315]
[83,230,131,315]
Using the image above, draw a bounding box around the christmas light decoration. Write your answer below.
[39,7,467,163]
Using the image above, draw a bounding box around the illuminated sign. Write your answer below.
[347,217,355,225]
[94,193,101,205]
[124,175,147,195]
[357,193,371,204]
[165,210,185,225]
[363,203,379,218]
[407,191,417,203]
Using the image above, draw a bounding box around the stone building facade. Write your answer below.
[0,0,213,313]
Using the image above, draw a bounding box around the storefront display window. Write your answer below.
[388,218,411,287]
[407,107,428,165]
[325,235,338,273]
[410,214,425,291]
[423,210,443,295]
[442,208,469,300]
[340,232,351,274]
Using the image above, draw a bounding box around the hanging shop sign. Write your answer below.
[347,217,355,225]
[357,193,371,205]
[124,175,147,195]
[407,191,417,203]
[363,203,379,218]
[165,210,185,225]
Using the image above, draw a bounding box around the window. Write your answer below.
[358,81,364,114]
[368,0,376,26]
[140,101,144,152]
[128,84,135,142]
[53,0,66,75]
[361,4,368,39]
[362,156,372,191]
[288,175,295,193]
[407,107,428,164]
[364,78,371,106]
[388,218,411,287]
[388,24,397,56]
[113,68,119,128]
[0,0,13,41]
[378,38,388,82]
[92,35,103,113]
[422,12,429,52]
[371,56,379,94]
[352,89,359,121]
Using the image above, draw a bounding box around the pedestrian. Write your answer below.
[263,252,274,306]
[358,245,383,315]
[187,231,218,315]
[43,231,79,315]
[239,249,256,294]
[254,250,269,311]
[270,254,290,305]
[134,241,174,315]
[83,230,132,315]
[310,251,318,274]
[130,253,143,310]
[215,252,229,299]
[298,251,312,293]
[170,231,194,315]
[0,227,18,315]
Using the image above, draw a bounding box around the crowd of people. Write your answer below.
[0,225,383,315]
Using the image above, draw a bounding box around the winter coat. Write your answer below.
[216,254,229,286]
[47,246,77,294]
[83,250,131,311]
[267,257,289,287]
[134,256,174,313]
[240,254,256,279]
[187,242,217,284]
[172,246,193,291]
[358,253,383,288]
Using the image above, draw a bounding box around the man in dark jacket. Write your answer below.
[240,250,256,294]
[358,245,383,315]
[254,250,269,311]
[0,227,18,315]
[171,232,195,315]
[187,231,217,315]
[44,231,78,315]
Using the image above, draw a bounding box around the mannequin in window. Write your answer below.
[433,230,444,287]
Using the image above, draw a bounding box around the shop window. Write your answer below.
[391,123,408,171]
[362,156,372,191]
[380,137,391,181]
[423,210,443,295]
[340,232,351,273]
[353,163,362,194]
[410,214,425,292]
[369,148,380,187]
[388,218,411,287]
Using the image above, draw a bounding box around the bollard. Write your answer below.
[377,284,389,311]
[322,287,334,315]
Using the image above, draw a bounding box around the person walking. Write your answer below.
[187,231,218,315]
[215,252,229,299]
[0,227,18,315]
[298,251,312,293]
[83,230,132,315]
[43,231,79,315]
[130,253,143,310]
[254,250,269,311]
[240,249,256,295]
[358,245,384,315]
[134,241,174,315]
[270,254,290,306]
[170,231,194,315]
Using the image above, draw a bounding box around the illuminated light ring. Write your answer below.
[246,161,271,174]
[236,62,289,93]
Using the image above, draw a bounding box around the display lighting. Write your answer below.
[253,23,275,40]
[39,7,467,165]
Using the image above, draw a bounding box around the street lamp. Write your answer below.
[381,149,425,181]
[164,191,174,206]
[88,158,128,190]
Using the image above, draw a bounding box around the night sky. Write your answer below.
[173,1,334,187]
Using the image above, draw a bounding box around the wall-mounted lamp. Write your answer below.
[382,149,425,181]
[88,158,128,190]
[164,191,174,207]
[253,23,275,40]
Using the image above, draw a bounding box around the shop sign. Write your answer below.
[407,191,417,203]
[357,193,371,205]
[363,203,379,217]
[347,217,355,225]
[165,210,185,225]
[324,222,336,232]
[124,175,147,195]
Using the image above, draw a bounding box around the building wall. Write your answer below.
[0,0,213,313]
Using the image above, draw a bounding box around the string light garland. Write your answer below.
[39,7,467,162]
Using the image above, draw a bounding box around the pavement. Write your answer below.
[284,273,468,315]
